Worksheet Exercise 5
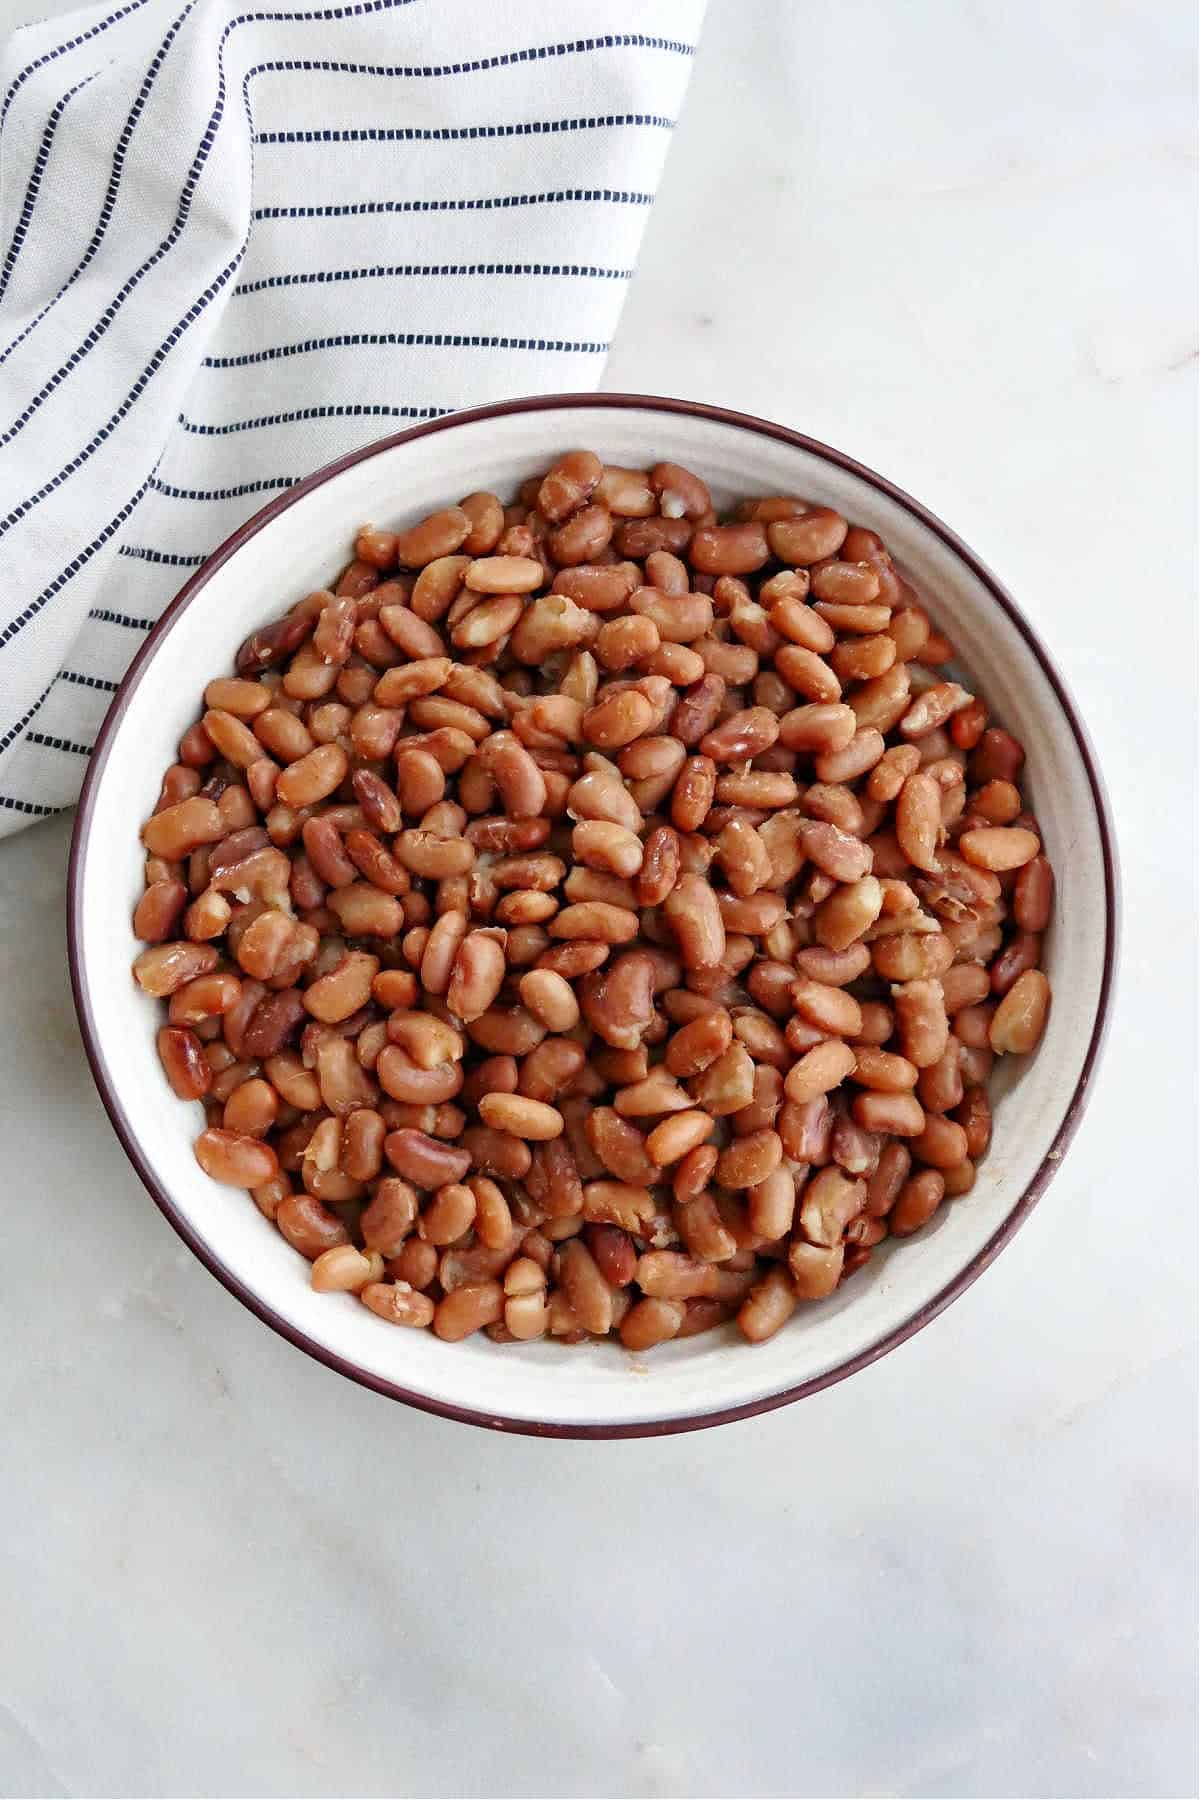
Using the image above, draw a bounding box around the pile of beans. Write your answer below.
[132,452,1053,1351]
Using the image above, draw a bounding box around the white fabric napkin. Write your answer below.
[0,0,705,833]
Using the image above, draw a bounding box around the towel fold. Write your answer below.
[0,0,705,831]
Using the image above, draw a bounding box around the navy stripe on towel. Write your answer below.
[0,2,200,370]
[233,260,633,295]
[151,473,296,500]
[177,401,450,435]
[26,729,92,756]
[0,677,55,756]
[0,0,152,131]
[89,607,155,629]
[202,331,605,368]
[117,544,206,565]
[0,794,60,815]
[255,113,674,144]
[0,470,156,643]
[241,34,691,86]
[252,187,654,221]
[0,71,100,306]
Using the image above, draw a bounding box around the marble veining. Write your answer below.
[0,0,1195,1793]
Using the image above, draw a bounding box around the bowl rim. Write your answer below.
[67,390,1120,1438]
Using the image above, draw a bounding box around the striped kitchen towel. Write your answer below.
[0,0,705,832]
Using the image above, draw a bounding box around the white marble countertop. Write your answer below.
[0,1,1195,1795]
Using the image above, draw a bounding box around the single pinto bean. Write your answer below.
[517,969,580,1033]
[464,555,544,594]
[911,1115,969,1169]
[889,1171,945,1235]
[277,1193,351,1258]
[699,706,780,763]
[665,1009,733,1078]
[142,797,225,859]
[362,1282,435,1328]
[798,820,873,884]
[813,727,885,784]
[670,756,717,832]
[889,979,948,1070]
[195,1128,278,1187]
[746,1166,795,1241]
[813,878,883,953]
[917,1044,965,1114]
[768,509,848,565]
[559,1240,615,1335]
[669,674,726,747]
[133,942,219,997]
[538,450,603,522]
[620,1297,685,1350]
[459,492,505,554]
[478,1094,564,1141]
[1014,854,1054,933]
[275,743,347,809]
[586,1108,657,1187]
[717,1128,782,1189]
[965,726,1024,787]
[433,1281,504,1340]
[419,1182,478,1245]
[940,963,992,1013]
[737,1266,797,1341]
[393,507,470,567]
[663,872,725,970]
[637,1251,719,1301]
[895,770,942,874]
[304,951,379,1024]
[134,880,188,943]
[645,1109,714,1168]
[446,931,507,1022]
[650,460,711,519]
[169,970,242,1025]
[872,932,956,982]
[377,1046,462,1107]
[788,1241,844,1300]
[784,1040,857,1103]
[384,1128,471,1188]
[865,1140,911,1216]
[990,933,1042,996]
[777,704,855,756]
[311,1245,382,1293]
[811,559,881,604]
[798,1166,865,1247]
[357,1180,419,1257]
[629,587,713,643]
[550,901,639,944]
[955,1085,993,1161]
[791,975,862,1039]
[572,820,643,880]
[989,970,1051,1054]
[550,504,613,566]
[583,688,655,748]
[851,1091,926,1136]
[157,1027,211,1099]
[202,709,264,769]
[959,826,1041,872]
[689,523,769,575]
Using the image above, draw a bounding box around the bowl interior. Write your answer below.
[73,400,1112,1432]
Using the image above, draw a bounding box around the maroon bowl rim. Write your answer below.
[67,390,1119,1438]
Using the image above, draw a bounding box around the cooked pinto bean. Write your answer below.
[136,453,1052,1352]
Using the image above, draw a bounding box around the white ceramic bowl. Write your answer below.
[69,394,1117,1436]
